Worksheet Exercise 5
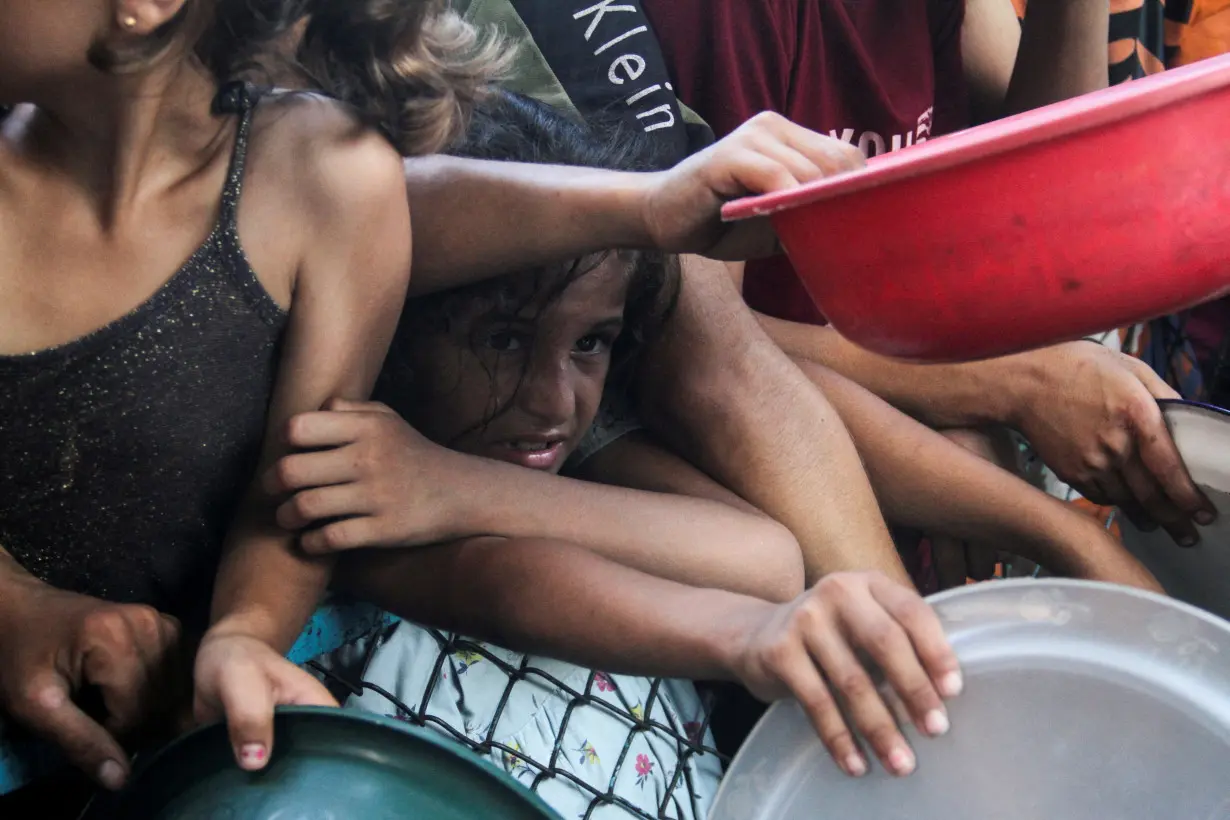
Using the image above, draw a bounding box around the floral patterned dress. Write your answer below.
[343,622,722,820]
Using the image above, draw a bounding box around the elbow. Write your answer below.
[755,521,806,603]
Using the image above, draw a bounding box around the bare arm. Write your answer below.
[0,546,43,608]
[963,0,1108,124]
[192,113,413,770]
[634,256,907,586]
[756,302,1211,543]
[209,130,411,651]
[464,454,805,602]
[404,156,651,296]
[757,310,1023,428]
[272,405,803,602]
[794,360,1161,591]
[571,432,805,601]
[337,537,961,778]
[338,536,752,678]
[403,113,866,295]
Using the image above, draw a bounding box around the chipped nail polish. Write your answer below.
[240,743,267,768]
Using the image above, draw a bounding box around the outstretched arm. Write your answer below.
[634,256,908,587]
[404,155,647,294]
[794,359,1162,592]
[338,539,960,779]
[756,303,1212,546]
[403,113,864,295]
[758,309,1030,428]
[572,431,806,601]
[268,403,804,603]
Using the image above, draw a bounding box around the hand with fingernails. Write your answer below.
[640,111,866,261]
[264,399,465,553]
[191,629,337,771]
[1013,341,1215,545]
[729,571,961,778]
[0,581,181,791]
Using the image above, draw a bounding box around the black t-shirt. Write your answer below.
[462,0,714,168]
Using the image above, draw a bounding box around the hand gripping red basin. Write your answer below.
[723,53,1230,362]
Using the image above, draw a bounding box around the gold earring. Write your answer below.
[121,15,138,29]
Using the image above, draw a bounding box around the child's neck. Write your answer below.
[11,61,229,228]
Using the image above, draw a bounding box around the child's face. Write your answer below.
[405,257,632,474]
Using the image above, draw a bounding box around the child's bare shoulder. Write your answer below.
[242,91,411,295]
[251,91,408,226]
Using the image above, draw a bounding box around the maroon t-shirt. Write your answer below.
[642,0,970,324]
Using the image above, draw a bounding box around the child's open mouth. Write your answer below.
[490,439,567,471]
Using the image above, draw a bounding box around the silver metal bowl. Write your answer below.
[711,579,1230,820]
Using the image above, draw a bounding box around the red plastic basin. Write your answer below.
[722,53,1230,363]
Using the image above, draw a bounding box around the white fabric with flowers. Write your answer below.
[347,621,721,820]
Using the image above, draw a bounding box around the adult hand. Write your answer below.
[643,112,865,261]
[192,629,336,771]
[728,571,961,778]
[0,584,181,790]
[265,398,463,553]
[1012,341,1214,545]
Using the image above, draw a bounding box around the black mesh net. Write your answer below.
[309,624,728,820]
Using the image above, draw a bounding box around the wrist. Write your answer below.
[995,348,1054,430]
[1014,498,1106,578]
[618,171,658,250]
[206,609,281,647]
[559,168,659,252]
[441,451,526,540]
[703,595,777,684]
[458,454,563,541]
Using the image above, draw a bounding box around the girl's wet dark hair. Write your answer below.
[380,91,680,424]
[88,0,506,156]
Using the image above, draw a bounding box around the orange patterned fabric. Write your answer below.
[1171,0,1230,64]
[1014,0,1230,76]
[1014,0,1171,79]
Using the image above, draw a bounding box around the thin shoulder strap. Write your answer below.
[212,82,257,227]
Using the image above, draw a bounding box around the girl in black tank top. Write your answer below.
[0,0,502,801]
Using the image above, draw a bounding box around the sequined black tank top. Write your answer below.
[0,85,287,630]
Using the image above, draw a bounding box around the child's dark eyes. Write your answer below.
[574,334,615,355]
[484,328,529,352]
[481,324,618,356]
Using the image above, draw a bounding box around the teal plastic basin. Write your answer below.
[82,707,562,819]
